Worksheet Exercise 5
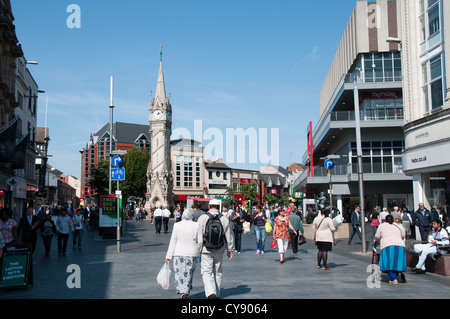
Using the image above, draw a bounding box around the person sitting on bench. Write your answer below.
[414,219,449,274]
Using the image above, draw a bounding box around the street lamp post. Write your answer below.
[353,86,367,253]
[109,76,114,195]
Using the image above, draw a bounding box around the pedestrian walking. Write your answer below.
[0,207,18,248]
[312,208,336,270]
[56,207,73,255]
[401,208,413,239]
[272,208,296,263]
[369,207,380,238]
[174,206,182,222]
[412,202,432,242]
[231,206,244,254]
[197,199,233,299]
[413,219,449,274]
[288,207,304,254]
[193,202,206,222]
[373,214,407,284]
[154,206,163,234]
[380,207,389,223]
[348,205,362,245]
[438,207,449,228]
[40,212,56,256]
[165,208,203,299]
[17,206,40,254]
[252,206,267,254]
[391,206,401,221]
[162,206,171,233]
[72,208,84,249]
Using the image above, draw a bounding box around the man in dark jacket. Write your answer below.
[413,202,432,242]
[17,206,40,254]
[348,206,362,245]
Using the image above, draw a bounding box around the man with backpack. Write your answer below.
[197,199,233,299]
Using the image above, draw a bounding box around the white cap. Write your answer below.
[209,199,221,206]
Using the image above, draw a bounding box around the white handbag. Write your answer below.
[332,214,344,227]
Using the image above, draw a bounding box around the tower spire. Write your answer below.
[155,45,166,102]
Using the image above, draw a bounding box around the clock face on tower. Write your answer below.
[153,109,162,120]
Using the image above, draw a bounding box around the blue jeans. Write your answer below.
[255,226,266,252]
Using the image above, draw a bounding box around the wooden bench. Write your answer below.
[406,243,450,276]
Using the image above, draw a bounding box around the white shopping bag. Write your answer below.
[332,214,344,227]
[156,263,171,289]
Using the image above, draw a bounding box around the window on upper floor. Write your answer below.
[420,0,442,52]
[422,53,445,111]
[346,52,402,84]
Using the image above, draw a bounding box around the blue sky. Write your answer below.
[12,0,358,179]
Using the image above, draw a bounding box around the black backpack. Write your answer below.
[203,213,225,249]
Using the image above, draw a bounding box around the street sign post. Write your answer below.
[111,168,125,181]
[324,159,336,215]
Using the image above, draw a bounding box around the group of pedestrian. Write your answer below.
[0,205,88,257]
[369,202,449,284]
[153,205,171,234]
[165,199,233,299]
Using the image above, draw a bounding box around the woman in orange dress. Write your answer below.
[273,208,297,263]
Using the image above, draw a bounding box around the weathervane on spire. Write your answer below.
[160,45,163,62]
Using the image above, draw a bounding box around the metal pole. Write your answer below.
[329,169,332,212]
[354,86,366,253]
[116,188,121,252]
[109,76,114,195]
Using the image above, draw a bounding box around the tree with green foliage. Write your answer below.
[120,148,149,199]
[89,159,110,197]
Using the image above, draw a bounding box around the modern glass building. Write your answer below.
[294,0,413,219]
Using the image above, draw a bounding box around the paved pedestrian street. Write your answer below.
[1,219,449,301]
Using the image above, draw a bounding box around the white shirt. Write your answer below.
[162,209,171,218]
[56,215,73,234]
[154,208,163,217]
[72,214,84,230]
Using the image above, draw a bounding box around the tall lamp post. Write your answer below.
[108,75,114,195]
[354,86,367,253]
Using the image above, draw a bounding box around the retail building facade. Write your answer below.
[400,0,450,213]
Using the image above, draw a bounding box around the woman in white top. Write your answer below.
[312,208,336,270]
[165,208,203,299]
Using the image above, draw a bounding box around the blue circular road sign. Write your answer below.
[112,155,124,167]
[324,159,335,170]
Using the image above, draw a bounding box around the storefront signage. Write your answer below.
[362,91,402,100]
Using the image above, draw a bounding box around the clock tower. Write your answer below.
[145,50,173,210]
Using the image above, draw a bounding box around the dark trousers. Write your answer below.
[163,217,169,233]
[57,232,69,254]
[154,216,162,233]
[289,231,299,253]
[418,225,431,242]
[42,234,53,255]
[348,225,362,243]
[234,230,242,252]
